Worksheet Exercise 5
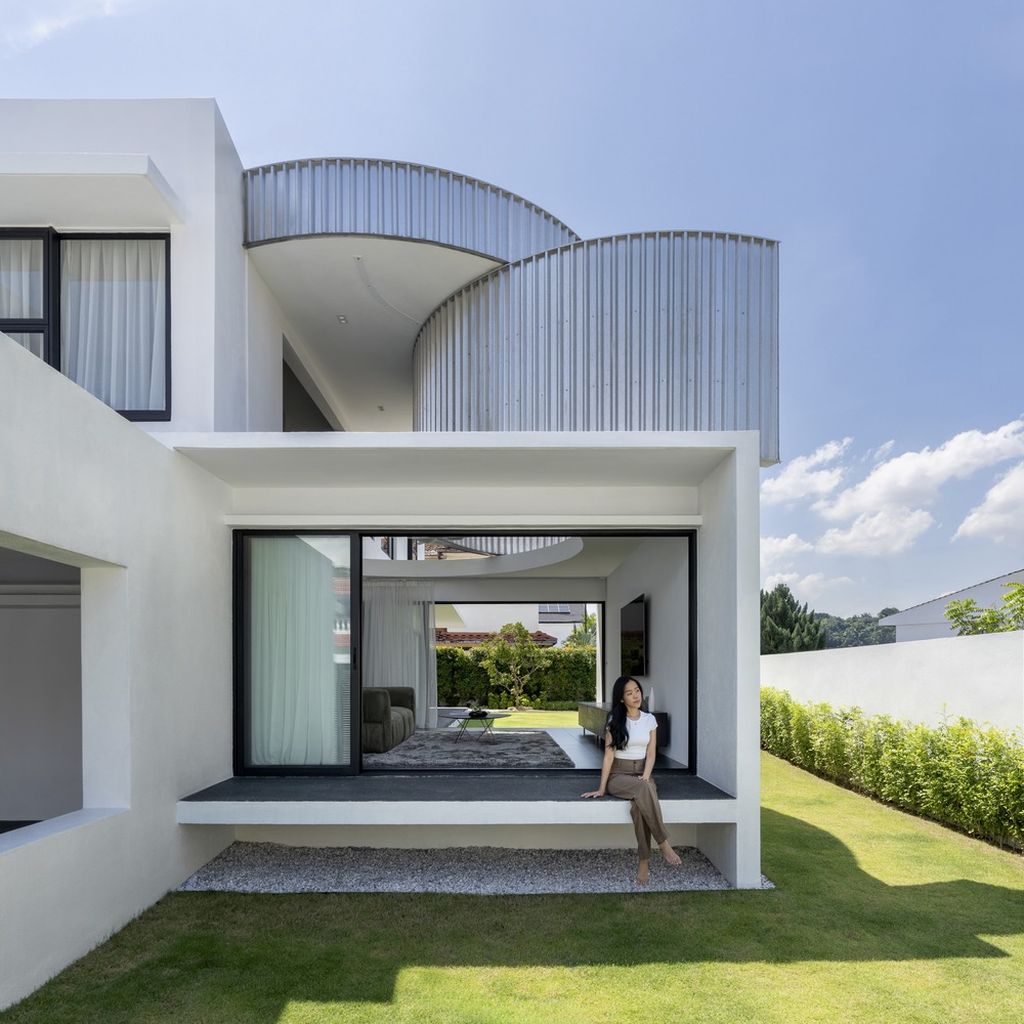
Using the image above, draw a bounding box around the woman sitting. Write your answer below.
[581,675,683,885]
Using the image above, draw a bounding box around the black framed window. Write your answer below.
[0,229,171,420]
[235,532,361,775]
[233,528,697,778]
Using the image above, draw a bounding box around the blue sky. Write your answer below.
[4,0,1022,615]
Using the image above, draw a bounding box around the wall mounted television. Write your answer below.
[620,594,647,676]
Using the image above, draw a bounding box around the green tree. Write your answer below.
[475,621,552,708]
[944,582,1024,636]
[563,612,597,648]
[760,583,826,654]
[814,607,898,648]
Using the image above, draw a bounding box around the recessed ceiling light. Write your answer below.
[336,315,348,325]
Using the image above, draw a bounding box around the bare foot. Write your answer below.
[659,840,683,866]
[636,859,650,886]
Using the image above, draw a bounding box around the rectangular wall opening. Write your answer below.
[0,546,82,834]
[235,530,695,778]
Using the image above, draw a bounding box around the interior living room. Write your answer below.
[235,531,694,775]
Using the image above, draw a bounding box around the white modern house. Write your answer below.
[0,98,777,1008]
[880,569,1024,642]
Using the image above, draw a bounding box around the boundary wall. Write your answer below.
[761,632,1024,733]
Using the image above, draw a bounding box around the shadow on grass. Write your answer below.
[3,807,1023,1022]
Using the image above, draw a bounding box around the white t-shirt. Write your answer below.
[613,710,658,760]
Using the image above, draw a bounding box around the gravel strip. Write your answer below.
[179,842,774,894]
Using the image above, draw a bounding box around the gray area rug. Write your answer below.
[363,728,573,769]
[179,842,774,894]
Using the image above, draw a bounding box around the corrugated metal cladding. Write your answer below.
[446,536,570,556]
[244,159,579,262]
[413,231,780,465]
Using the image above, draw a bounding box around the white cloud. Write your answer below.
[817,507,934,556]
[763,571,854,604]
[1,1,137,55]
[869,439,895,462]
[954,461,1024,544]
[760,533,814,572]
[761,437,852,506]
[815,419,1024,522]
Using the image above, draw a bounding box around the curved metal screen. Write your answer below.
[245,158,579,262]
[413,231,779,465]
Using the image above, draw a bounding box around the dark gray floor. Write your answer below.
[183,771,730,803]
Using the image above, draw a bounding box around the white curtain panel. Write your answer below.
[0,239,43,319]
[60,238,166,410]
[363,579,438,728]
[4,332,45,358]
[249,537,341,765]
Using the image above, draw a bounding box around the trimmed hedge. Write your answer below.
[437,644,596,709]
[761,687,1024,850]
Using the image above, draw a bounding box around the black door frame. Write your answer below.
[232,528,697,777]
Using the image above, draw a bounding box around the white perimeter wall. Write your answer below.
[605,539,689,765]
[0,339,234,1009]
[0,601,82,820]
[761,632,1024,732]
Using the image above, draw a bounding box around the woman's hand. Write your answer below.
[580,789,605,799]
[641,773,652,783]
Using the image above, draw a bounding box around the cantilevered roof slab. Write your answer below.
[0,153,183,228]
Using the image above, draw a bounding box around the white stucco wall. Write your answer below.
[695,440,761,887]
[761,631,1024,732]
[0,338,234,1010]
[0,602,82,820]
[212,106,248,431]
[605,538,689,765]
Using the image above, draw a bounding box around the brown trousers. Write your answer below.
[607,758,669,859]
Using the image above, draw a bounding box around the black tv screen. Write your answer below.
[620,594,647,676]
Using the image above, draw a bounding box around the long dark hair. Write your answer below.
[606,675,642,750]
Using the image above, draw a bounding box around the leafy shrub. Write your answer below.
[761,687,1024,850]
[437,643,597,708]
[436,646,489,705]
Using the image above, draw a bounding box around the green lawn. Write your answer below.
[486,710,579,729]
[4,753,1024,1023]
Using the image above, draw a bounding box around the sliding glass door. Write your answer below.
[237,533,359,773]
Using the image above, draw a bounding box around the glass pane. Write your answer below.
[60,238,167,411]
[3,331,45,358]
[247,535,352,767]
[0,239,44,319]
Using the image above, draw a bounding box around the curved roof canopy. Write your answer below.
[245,158,577,431]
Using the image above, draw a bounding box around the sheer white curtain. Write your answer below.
[4,333,44,357]
[363,580,437,728]
[0,239,43,318]
[249,537,341,765]
[61,239,166,410]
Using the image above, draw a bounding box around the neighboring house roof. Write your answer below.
[435,627,558,648]
[880,568,1024,625]
[537,601,585,623]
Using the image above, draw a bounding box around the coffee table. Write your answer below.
[439,710,511,741]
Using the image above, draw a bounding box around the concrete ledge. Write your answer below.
[0,808,126,855]
[177,797,740,827]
